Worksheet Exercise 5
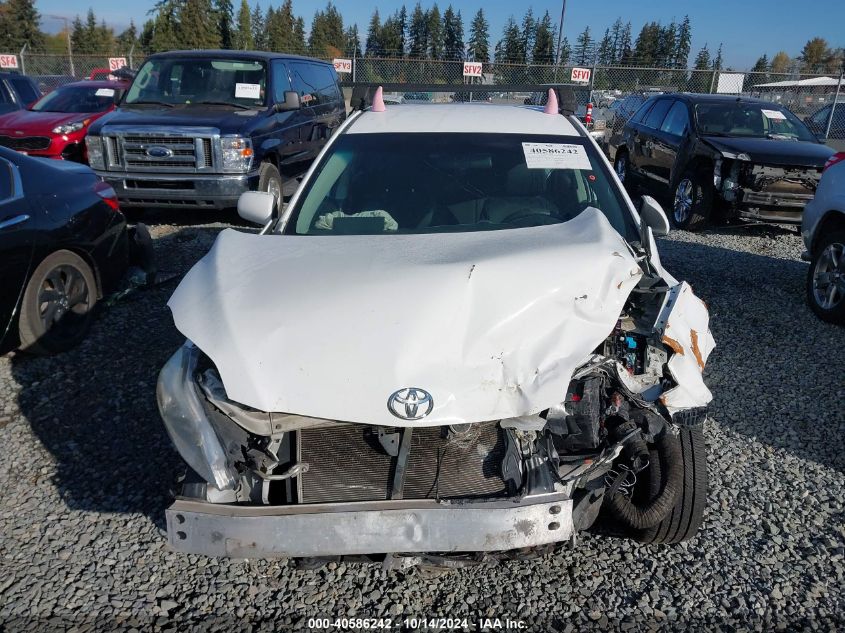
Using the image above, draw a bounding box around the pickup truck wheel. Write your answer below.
[672,171,711,231]
[635,426,708,544]
[258,162,283,213]
[18,250,98,355]
[807,228,845,324]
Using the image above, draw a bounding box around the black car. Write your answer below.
[0,72,41,115]
[804,102,845,144]
[0,147,130,354]
[86,50,347,212]
[613,93,835,230]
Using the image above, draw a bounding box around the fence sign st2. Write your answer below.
[571,67,591,83]
[333,58,352,74]
[0,54,19,70]
[463,62,483,78]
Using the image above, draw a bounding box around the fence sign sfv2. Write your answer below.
[571,67,591,83]
[108,57,127,71]
[333,58,352,74]
[0,54,19,70]
[463,62,483,78]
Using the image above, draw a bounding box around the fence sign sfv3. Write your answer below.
[463,62,483,78]
[333,58,352,74]
[571,67,591,83]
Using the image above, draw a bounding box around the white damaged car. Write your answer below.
[157,90,715,563]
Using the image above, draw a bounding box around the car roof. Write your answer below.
[659,93,785,107]
[61,80,129,89]
[347,104,581,136]
[145,49,331,64]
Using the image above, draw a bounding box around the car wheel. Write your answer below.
[806,228,845,325]
[258,162,283,215]
[18,250,98,355]
[636,426,708,544]
[672,171,711,231]
[614,151,629,185]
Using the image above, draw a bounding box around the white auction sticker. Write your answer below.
[761,109,787,120]
[522,142,592,170]
[95,88,115,97]
[235,83,261,99]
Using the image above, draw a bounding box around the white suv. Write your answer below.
[802,151,845,324]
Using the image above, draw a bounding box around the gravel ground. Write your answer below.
[1,214,843,632]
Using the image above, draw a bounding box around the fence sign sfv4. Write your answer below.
[463,62,483,78]
[0,54,18,70]
[571,67,591,83]
[333,58,352,74]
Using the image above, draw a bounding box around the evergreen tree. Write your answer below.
[494,16,521,64]
[617,22,632,64]
[177,0,220,49]
[427,4,443,59]
[712,43,723,70]
[71,16,89,54]
[675,15,691,67]
[407,3,427,59]
[596,27,613,66]
[688,44,712,92]
[800,37,832,72]
[149,2,180,53]
[267,0,299,53]
[574,26,593,66]
[532,11,555,66]
[397,6,407,56]
[442,5,464,61]
[693,44,711,69]
[2,0,46,51]
[658,20,677,67]
[519,8,534,64]
[294,16,306,51]
[234,0,253,50]
[251,3,266,50]
[751,54,769,73]
[309,2,344,58]
[633,22,660,65]
[609,18,623,62]
[365,9,383,57]
[466,8,489,62]
[558,36,571,66]
[116,20,138,53]
[343,24,361,58]
[97,18,115,53]
[216,0,234,49]
[380,11,403,56]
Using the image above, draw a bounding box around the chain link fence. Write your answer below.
[12,51,844,146]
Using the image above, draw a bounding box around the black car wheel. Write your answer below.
[258,162,283,215]
[807,228,845,325]
[614,151,629,185]
[18,250,98,354]
[672,171,711,231]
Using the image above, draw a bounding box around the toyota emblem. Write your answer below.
[387,388,434,420]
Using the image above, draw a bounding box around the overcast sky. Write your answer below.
[34,0,845,69]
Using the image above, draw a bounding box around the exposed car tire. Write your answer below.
[18,250,98,355]
[614,150,630,186]
[258,162,283,215]
[806,228,845,324]
[672,171,711,231]
[636,426,708,544]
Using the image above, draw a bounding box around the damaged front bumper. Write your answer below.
[167,494,573,558]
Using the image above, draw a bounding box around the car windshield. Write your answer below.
[124,58,267,108]
[284,132,638,241]
[30,85,118,113]
[695,102,815,140]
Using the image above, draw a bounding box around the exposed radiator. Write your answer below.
[298,423,507,504]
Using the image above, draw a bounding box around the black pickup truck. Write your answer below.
[86,50,346,212]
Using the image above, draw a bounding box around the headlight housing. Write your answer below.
[220,135,254,172]
[156,341,237,490]
[85,135,105,170]
[52,119,89,135]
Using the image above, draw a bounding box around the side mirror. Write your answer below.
[638,195,670,237]
[275,90,300,112]
[237,191,275,225]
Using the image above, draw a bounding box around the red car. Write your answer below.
[0,79,128,162]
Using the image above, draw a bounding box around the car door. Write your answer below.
[653,100,692,188]
[289,61,319,163]
[0,156,35,345]
[268,59,310,175]
[634,98,674,185]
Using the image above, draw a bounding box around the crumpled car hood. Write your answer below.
[168,208,644,426]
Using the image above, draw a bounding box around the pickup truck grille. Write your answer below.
[0,135,51,151]
[105,132,215,172]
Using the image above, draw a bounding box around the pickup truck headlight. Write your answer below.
[53,119,88,135]
[220,135,254,172]
[85,135,105,170]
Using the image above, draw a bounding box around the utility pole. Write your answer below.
[554,0,567,81]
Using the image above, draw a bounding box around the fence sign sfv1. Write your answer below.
[571,67,591,83]
[108,57,127,71]
[0,54,19,69]
[333,58,352,74]
[463,62,483,78]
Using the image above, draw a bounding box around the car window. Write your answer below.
[9,77,38,104]
[284,132,638,242]
[809,106,830,126]
[660,101,690,136]
[31,85,118,113]
[314,64,340,104]
[695,102,816,141]
[271,60,292,102]
[629,100,653,124]
[643,99,673,129]
[290,62,321,107]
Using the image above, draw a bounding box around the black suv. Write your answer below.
[86,50,346,212]
[613,93,834,230]
[0,72,40,115]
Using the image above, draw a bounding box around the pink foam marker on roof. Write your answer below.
[544,88,559,114]
[372,86,386,112]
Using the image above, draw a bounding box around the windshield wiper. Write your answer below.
[191,101,252,110]
[126,100,174,108]
[766,133,796,140]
